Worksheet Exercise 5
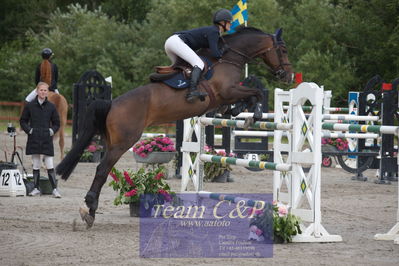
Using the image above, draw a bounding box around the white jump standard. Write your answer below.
[181,82,343,243]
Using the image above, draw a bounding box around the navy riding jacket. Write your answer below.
[175,25,224,59]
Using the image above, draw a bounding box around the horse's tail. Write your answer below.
[56,99,112,180]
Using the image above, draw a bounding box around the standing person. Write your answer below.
[25,48,59,102]
[20,82,61,198]
[164,8,232,102]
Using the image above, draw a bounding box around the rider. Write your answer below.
[26,48,59,102]
[164,8,233,103]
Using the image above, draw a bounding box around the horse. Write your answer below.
[56,26,293,228]
[47,91,68,160]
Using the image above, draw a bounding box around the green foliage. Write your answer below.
[109,166,173,205]
[250,202,302,243]
[0,0,398,107]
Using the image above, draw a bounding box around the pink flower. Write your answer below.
[139,152,147,158]
[255,209,263,215]
[124,189,137,197]
[87,145,97,152]
[321,138,328,145]
[109,172,118,182]
[250,225,258,232]
[247,207,254,215]
[278,206,288,217]
[272,200,277,206]
[124,171,134,186]
[154,172,164,180]
[204,145,212,152]
[255,228,263,236]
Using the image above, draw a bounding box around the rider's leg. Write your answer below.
[165,35,208,102]
[25,88,38,102]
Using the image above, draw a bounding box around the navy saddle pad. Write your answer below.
[162,56,214,89]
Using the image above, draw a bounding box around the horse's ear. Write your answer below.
[275,28,283,40]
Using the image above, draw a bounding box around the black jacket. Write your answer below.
[175,25,224,59]
[20,97,60,156]
[35,61,58,92]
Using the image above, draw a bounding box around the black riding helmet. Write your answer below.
[41,48,53,59]
[213,8,233,24]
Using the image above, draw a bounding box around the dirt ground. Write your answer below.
[0,132,399,266]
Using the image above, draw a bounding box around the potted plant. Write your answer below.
[321,137,349,152]
[79,140,103,162]
[108,166,174,217]
[132,136,176,164]
[203,145,235,183]
[249,201,302,243]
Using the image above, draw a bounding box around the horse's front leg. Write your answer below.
[223,84,264,127]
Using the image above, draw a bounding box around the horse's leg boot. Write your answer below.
[186,66,208,103]
[253,103,263,121]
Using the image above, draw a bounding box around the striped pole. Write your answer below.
[322,123,399,135]
[199,117,292,131]
[234,112,378,122]
[199,154,292,171]
[233,130,378,139]
[198,191,268,208]
[322,114,379,122]
[283,106,352,112]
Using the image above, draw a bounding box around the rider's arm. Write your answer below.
[208,30,223,59]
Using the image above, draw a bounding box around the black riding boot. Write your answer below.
[186,66,208,103]
[29,169,41,196]
[33,169,40,189]
[48,168,61,198]
[47,168,57,189]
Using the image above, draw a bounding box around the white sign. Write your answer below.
[0,169,26,197]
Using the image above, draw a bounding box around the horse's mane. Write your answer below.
[234,25,266,35]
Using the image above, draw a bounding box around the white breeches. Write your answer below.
[26,88,59,102]
[32,154,54,170]
[164,35,204,70]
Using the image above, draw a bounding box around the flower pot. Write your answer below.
[211,170,230,183]
[129,202,153,217]
[92,151,101,162]
[133,152,176,164]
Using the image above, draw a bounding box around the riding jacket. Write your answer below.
[175,25,224,59]
[20,97,60,156]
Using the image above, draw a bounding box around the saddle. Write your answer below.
[149,56,213,89]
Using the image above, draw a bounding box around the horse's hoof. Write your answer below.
[79,206,94,229]
[243,117,254,129]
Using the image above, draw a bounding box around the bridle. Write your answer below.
[218,34,291,80]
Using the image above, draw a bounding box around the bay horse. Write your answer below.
[47,91,68,160]
[56,27,293,228]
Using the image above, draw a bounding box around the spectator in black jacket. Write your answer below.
[164,9,233,103]
[26,48,59,102]
[20,82,61,197]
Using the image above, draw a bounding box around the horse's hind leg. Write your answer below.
[79,140,138,228]
[59,126,65,160]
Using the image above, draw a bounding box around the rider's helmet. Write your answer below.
[213,9,233,24]
[41,48,53,59]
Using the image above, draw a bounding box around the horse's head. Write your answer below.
[259,28,293,83]
[224,27,293,83]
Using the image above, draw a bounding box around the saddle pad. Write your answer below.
[162,56,214,89]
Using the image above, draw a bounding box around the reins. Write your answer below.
[216,34,291,79]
